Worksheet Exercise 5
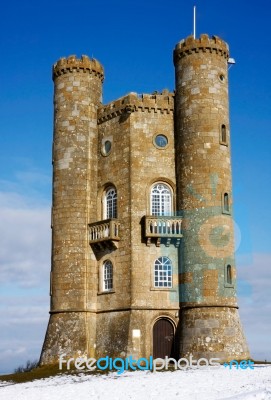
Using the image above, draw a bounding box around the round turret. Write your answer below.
[174,34,250,361]
[40,55,104,365]
[53,55,104,80]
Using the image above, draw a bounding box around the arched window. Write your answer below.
[103,260,113,291]
[224,192,229,212]
[151,183,172,216]
[226,265,232,285]
[221,124,227,144]
[154,256,172,288]
[105,187,117,219]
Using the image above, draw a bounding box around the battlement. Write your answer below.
[98,90,174,124]
[174,34,229,64]
[53,55,104,81]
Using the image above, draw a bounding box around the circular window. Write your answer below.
[101,140,112,156]
[219,74,225,82]
[154,134,168,149]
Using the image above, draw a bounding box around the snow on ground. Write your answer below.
[0,365,271,400]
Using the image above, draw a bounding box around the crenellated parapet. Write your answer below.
[98,91,174,124]
[53,55,104,81]
[174,34,229,65]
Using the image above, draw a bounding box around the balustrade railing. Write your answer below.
[89,219,120,244]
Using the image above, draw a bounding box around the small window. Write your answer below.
[101,139,112,156]
[224,192,230,213]
[226,265,232,285]
[224,264,234,287]
[104,140,112,154]
[154,257,172,288]
[221,124,227,145]
[153,134,168,149]
[103,260,113,291]
[151,183,172,216]
[105,187,117,219]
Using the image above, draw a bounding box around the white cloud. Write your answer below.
[0,188,51,374]
[0,192,51,288]
[237,253,271,361]
[0,294,49,374]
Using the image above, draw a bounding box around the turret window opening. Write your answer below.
[224,192,229,212]
[226,265,232,285]
[221,124,227,145]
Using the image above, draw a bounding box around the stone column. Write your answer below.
[174,35,250,362]
[40,55,104,365]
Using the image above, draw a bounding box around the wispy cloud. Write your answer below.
[0,192,51,288]
[0,296,49,374]
[0,166,51,205]
[238,253,271,361]
[0,173,51,374]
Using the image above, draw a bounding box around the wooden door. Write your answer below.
[153,318,174,359]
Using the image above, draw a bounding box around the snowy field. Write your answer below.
[1,365,271,400]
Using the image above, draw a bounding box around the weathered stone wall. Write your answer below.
[40,56,103,364]
[128,93,179,357]
[95,92,180,358]
[180,307,249,362]
[174,34,249,360]
[40,34,250,365]
[95,99,132,358]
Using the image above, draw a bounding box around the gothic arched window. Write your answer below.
[105,187,117,219]
[151,183,172,216]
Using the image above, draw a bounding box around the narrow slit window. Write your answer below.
[221,124,227,143]
[226,265,232,285]
[224,192,229,212]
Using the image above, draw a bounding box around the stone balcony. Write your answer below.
[89,218,120,252]
[144,216,183,247]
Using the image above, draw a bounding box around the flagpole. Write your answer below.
[193,6,196,39]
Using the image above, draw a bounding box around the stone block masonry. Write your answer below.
[40,34,250,366]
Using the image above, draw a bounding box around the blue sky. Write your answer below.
[0,0,270,374]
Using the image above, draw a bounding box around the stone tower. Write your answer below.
[40,56,104,363]
[40,34,249,366]
[174,34,249,361]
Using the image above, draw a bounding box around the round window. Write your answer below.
[154,134,168,148]
[102,140,112,156]
[219,74,225,82]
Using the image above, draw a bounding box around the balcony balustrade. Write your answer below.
[144,216,182,247]
[89,218,120,251]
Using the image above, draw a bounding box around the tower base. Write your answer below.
[180,307,250,362]
[39,312,96,366]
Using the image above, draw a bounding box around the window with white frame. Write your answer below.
[105,187,117,219]
[151,183,172,216]
[103,260,113,291]
[154,257,172,288]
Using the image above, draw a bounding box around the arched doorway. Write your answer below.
[153,318,175,359]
